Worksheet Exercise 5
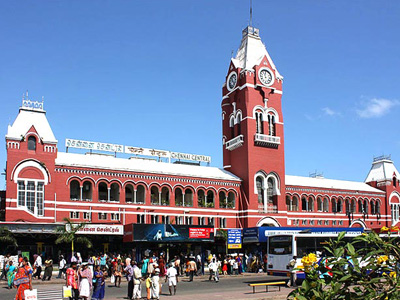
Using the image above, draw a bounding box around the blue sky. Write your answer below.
[1,0,400,189]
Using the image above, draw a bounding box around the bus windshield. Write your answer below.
[268,235,292,255]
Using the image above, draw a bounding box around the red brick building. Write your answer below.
[3,26,400,246]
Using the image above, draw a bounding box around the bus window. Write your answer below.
[268,236,292,255]
[297,237,317,257]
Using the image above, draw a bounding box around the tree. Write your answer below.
[0,227,18,247]
[288,228,400,300]
[55,218,92,256]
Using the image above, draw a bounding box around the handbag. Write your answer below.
[24,289,38,300]
[63,286,72,298]
[110,274,115,284]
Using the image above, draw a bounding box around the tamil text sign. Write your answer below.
[228,229,242,249]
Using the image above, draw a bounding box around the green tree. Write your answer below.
[288,228,400,300]
[0,227,18,247]
[55,218,92,256]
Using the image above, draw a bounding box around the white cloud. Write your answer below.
[356,98,399,118]
[322,107,338,116]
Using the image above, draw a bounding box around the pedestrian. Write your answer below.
[114,259,122,287]
[33,254,42,279]
[173,256,180,276]
[151,266,160,300]
[142,255,150,277]
[196,253,202,276]
[233,257,239,275]
[6,260,16,289]
[145,275,152,300]
[166,263,178,295]
[287,255,297,287]
[14,257,33,300]
[42,257,53,281]
[208,258,219,282]
[133,261,142,300]
[77,253,83,265]
[78,263,92,300]
[92,265,107,300]
[66,262,79,300]
[124,259,135,300]
[188,258,197,281]
[57,255,67,279]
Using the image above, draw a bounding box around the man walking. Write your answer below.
[124,260,135,300]
[166,263,178,295]
[133,261,142,300]
[33,254,42,279]
[287,256,297,287]
[188,258,197,282]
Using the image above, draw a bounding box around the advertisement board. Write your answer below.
[127,224,214,242]
[227,229,242,249]
[70,224,124,236]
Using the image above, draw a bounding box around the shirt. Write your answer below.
[133,266,142,285]
[124,264,134,281]
[66,268,78,289]
[34,256,42,268]
[59,259,66,269]
[166,267,177,278]
[188,261,197,271]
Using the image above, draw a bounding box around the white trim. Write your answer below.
[389,191,400,203]
[256,216,281,227]
[12,160,50,184]
[223,165,231,169]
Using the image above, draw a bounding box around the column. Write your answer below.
[159,192,162,206]
[107,188,111,202]
[80,186,83,200]
[134,190,137,204]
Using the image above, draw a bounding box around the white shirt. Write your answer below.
[59,259,66,269]
[167,266,177,278]
[34,256,42,267]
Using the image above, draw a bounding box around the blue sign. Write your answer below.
[227,229,242,249]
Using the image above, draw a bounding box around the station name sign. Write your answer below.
[66,138,211,163]
[67,224,124,236]
[22,100,44,111]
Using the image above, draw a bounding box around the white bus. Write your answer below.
[266,228,364,280]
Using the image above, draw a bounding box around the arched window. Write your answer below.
[363,200,368,215]
[151,186,159,205]
[236,113,242,136]
[358,200,363,213]
[28,136,37,151]
[302,196,307,211]
[323,197,329,212]
[376,201,381,214]
[337,198,343,213]
[110,183,120,202]
[219,191,227,208]
[125,184,134,203]
[267,114,276,136]
[286,195,291,211]
[175,188,183,206]
[345,199,350,214]
[136,185,145,204]
[184,188,193,207]
[197,190,205,207]
[255,111,263,134]
[332,198,337,213]
[351,199,356,213]
[70,180,80,200]
[206,190,215,208]
[317,197,323,212]
[256,177,264,205]
[161,187,170,206]
[98,182,108,201]
[82,181,92,201]
[371,200,376,215]
[394,177,397,187]
[292,196,299,211]
[308,197,314,212]
[227,191,235,208]
[229,116,235,139]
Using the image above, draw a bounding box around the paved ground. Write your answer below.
[0,273,294,300]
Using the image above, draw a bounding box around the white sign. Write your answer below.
[171,151,211,163]
[66,139,124,153]
[125,146,170,158]
[22,100,44,111]
[73,224,124,235]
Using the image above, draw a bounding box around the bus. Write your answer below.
[266,227,364,280]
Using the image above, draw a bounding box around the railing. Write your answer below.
[225,135,244,151]
[258,204,278,214]
[254,133,280,147]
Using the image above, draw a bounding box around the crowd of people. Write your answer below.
[0,250,267,300]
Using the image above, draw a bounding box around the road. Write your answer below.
[0,273,293,300]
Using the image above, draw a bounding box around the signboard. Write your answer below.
[66,139,124,153]
[22,100,44,111]
[228,229,242,249]
[69,224,124,236]
[128,224,214,242]
[65,138,211,163]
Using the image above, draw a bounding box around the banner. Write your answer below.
[227,229,242,249]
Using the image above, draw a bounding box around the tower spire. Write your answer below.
[249,0,253,27]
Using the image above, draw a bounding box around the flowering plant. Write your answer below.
[288,229,400,300]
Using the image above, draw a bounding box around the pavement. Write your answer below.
[0,273,294,300]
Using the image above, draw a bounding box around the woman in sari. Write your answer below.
[14,257,33,300]
[113,259,122,287]
[78,263,92,300]
[92,265,107,300]
[6,261,16,289]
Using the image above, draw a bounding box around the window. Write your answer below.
[150,215,159,224]
[70,180,80,200]
[17,180,44,216]
[302,197,308,211]
[267,114,276,136]
[302,219,307,225]
[308,197,314,212]
[161,187,170,205]
[83,212,91,220]
[206,191,215,208]
[332,220,337,226]
[197,190,205,207]
[324,220,330,226]
[82,181,92,201]
[317,220,322,225]
[110,183,120,202]
[219,191,227,208]
[255,111,263,134]
[98,182,108,201]
[236,112,242,136]
[198,217,205,225]
[323,198,329,212]
[338,220,343,226]
[125,184,134,203]
[220,218,226,228]
[111,213,120,221]
[394,177,397,187]
[70,211,80,219]
[28,136,36,151]
[175,188,183,206]
[184,189,193,207]
[137,214,145,224]
[229,116,235,138]
[317,197,323,212]
[256,176,264,204]
[309,220,314,225]
[151,186,159,205]
[185,216,193,225]
[162,216,170,224]
[208,217,214,226]
[98,212,107,220]
[175,216,183,225]
[136,185,146,204]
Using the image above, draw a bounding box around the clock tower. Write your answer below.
[222,26,286,228]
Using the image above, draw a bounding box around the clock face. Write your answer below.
[227,72,237,91]
[259,68,274,86]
